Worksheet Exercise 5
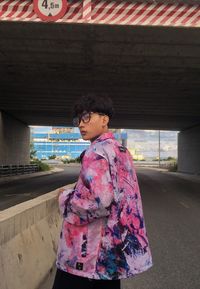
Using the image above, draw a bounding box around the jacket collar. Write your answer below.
[91,131,114,145]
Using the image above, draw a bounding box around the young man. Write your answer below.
[52,95,153,289]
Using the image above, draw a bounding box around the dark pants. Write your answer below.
[52,268,121,289]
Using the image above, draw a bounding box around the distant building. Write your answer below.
[52,126,73,134]
[31,127,127,160]
[129,148,145,161]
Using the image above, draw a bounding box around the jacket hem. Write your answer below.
[56,261,153,280]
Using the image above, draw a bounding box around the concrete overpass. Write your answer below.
[0,0,200,173]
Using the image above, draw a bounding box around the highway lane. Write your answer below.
[0,165,80,211]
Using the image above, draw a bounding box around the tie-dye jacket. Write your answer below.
[56,131,153,280]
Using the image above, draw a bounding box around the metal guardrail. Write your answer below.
[134,161,177,169]
[0,164,39,177]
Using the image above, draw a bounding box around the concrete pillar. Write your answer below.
[0,111,30,165]
[178,124,200,174]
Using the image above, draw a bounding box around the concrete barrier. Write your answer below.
[0,184,74,289]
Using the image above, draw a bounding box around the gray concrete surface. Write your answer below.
[39,167,200,289]
[0,186,63,289]
[0,111,30,165]
[0,22,200,131]
[178,125,200,174]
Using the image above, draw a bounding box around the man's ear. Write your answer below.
[103,115,109,127]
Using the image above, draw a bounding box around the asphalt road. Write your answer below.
[0,165,80,211]
[121,168,200,289]
[1,166,200,289]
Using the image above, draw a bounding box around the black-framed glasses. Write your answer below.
[73,111,105,127]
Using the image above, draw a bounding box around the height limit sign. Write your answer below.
[34,0,67,21]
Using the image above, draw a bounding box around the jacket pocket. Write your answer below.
[62,221,88,268]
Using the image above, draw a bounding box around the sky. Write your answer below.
[126,129,178,159]
[30,126,179,159]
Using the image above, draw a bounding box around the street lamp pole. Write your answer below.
[158,130,160,167]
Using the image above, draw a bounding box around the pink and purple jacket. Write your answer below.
[56,131,153,280]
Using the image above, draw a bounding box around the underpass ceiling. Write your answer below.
[0,21,200,130]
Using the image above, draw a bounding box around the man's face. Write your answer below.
[76,111,109,141]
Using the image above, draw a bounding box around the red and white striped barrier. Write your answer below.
[0,0,200,27]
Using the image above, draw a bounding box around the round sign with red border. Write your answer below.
[34,0,67,21]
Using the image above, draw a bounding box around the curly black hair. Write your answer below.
[72,94,115,120]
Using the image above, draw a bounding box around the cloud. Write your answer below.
[30,126,52,133]
[127,129,178,158]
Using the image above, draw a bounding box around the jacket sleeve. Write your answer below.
[60,154,114,226]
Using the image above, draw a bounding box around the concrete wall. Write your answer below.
[178,125,200,174]
[0,111,30,165]
[0,185,73,289]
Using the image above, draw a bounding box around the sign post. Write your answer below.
[34,0,67,21]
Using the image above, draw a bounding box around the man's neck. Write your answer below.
[90,129,109,143]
